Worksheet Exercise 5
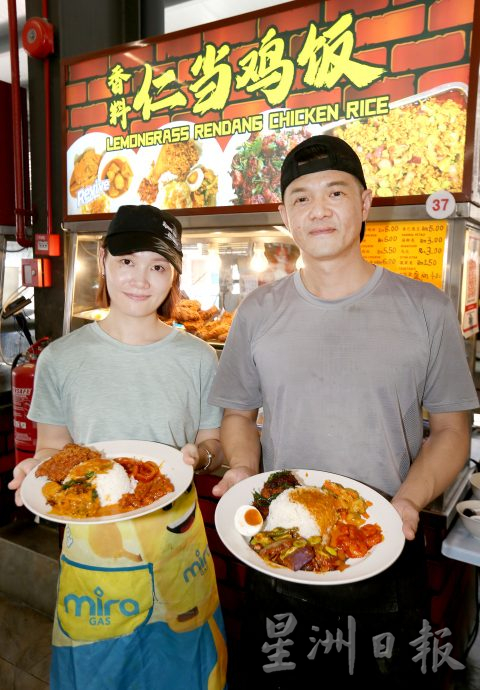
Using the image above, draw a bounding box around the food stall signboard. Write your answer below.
[460,229,480,338]
[361,221,447,289]
[62,0,478,218]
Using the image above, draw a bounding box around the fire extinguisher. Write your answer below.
[11,337,49,464]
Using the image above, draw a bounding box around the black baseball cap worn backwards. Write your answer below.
[105,205,183,273]
[280,134,367,199]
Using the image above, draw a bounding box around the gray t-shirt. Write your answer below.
[209,266,479,495]
[29,322,222,447]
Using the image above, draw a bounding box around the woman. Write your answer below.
[9,204,227,690]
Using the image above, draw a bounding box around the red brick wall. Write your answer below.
[64,0,476,140]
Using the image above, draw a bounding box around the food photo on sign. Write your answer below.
[66,79,468,215]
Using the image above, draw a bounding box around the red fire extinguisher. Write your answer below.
[11,337,49,464]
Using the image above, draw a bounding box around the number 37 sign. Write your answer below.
[426,191,456,219]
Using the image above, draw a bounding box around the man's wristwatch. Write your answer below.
[195,447,214,474]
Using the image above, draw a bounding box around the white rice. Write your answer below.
[264,487,321,539]
[92,461,137,507]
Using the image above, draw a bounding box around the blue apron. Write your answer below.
[51,483,227,690]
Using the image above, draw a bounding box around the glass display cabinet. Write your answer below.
[62,216,299,346]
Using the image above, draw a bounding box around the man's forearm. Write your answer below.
[220,411,261,474]
[393,412,470,510]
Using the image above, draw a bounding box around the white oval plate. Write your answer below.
[21,440,193,525]
[66,132,109,213]
[215,469,405,585]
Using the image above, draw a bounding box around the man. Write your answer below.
[209,135,478,688]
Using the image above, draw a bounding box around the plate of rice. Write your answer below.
[214,469,405,585]
[21,440,193,525]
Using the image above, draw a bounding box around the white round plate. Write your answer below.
[66,132,109,214]
[21,440,194,525]
[214,469,405,585]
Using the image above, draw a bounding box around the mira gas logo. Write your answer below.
[63,585,140,626]
[183,545,210,583]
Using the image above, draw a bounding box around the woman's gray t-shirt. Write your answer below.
[29,322,222,447]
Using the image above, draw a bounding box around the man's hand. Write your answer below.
[212,466,256,498]
[391,496,420,540]
[8,459,39,507]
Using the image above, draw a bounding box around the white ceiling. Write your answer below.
[0,0,27,86]
[0,0,291,87]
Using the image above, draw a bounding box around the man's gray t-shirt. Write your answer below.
[29,322,222,447]
[209,266,478,495]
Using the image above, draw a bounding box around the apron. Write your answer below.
[50,482,227,690]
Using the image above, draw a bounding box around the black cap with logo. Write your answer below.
[280,135,367,199]
[105,205,183,273]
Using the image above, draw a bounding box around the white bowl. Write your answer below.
[469,473,480,500]
[456,499,480,539]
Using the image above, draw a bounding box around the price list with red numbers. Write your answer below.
[361,220,447,289]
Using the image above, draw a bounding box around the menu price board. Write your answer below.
[361,221,447,289]
[460,229,480,338]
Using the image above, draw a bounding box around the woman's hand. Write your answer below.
[181,443,203,471]
[8,458,40,507]
[212,466,255,498]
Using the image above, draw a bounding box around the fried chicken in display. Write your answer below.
[195,311,233,342]
[164,298,232,342]
[172,299,203,322]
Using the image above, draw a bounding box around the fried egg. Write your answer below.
[186,166,204,192]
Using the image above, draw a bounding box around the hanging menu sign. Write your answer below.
[62,0,477,218]
[460,229,480,337]
[361,221,447,289]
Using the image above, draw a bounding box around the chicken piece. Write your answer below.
[199,306,219,321]
[154,141,200,181]
[69,148,102,196]
[172,299,202,323]
[35,444,102,482]
[138,176,159,204]
[102,158,133,198]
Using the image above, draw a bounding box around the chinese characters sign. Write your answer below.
[64,0,476,218]
[361,221,447,289]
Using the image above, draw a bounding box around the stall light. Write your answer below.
[296,254,305,270]
[250,242,268,273]
[208,245,222,271]
[231,264,240,295]
[74,258,85,276]
[273,225,291,237]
